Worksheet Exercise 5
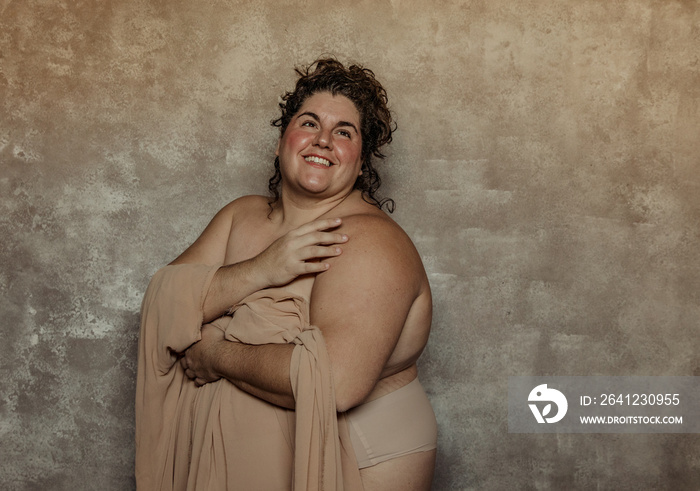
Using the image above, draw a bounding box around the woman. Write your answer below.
[138,58,436,490]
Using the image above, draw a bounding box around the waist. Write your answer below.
[363,364,418,404]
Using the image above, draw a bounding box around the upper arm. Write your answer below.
[169,199,238,266]
[309,215,424,411]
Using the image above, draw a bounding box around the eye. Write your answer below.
[337,129,352,138]
[301,120,316,128]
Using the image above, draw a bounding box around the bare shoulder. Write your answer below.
[226,194,270,218]
[221,194,274,233]
[339,211,407,240]
[336,211,428,295]
[170,194,270,265]
[198,194,268,224]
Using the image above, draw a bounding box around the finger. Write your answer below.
[299,245,343,261]
[180,357,188,370]
[301,261,332,274]
[292,232,348,251]
[308,231,349,246]
[185,368,195,379]
[194,378,207,387]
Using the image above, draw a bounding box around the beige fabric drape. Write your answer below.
[135,264,362,490]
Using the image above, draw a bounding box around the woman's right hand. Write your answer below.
[252,218,349,287]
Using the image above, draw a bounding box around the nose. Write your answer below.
[314,128,332,149]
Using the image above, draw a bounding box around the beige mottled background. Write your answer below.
[2,0,699,489]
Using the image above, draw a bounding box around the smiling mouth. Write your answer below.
[304,155,333,167]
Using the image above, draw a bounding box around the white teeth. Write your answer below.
[305,156,331,166]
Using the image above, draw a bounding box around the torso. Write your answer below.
[222,191,431,406]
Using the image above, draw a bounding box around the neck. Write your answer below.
[271,188,356,228]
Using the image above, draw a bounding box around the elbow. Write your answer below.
[334,381,374,413]
[335,396,354,414]
[335,396,359,414]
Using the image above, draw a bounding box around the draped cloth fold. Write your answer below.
[135,264,363,490]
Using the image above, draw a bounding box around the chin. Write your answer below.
[298,179,330,194]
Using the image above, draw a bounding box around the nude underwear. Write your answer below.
[345,377,438,469]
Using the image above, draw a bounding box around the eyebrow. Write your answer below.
[297,111,359,134]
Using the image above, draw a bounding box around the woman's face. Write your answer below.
[276,91,363,201]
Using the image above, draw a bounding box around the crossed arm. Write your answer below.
[174,201,420,412]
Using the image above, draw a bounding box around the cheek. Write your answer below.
[339,141,362,164]
[280,129,310,152]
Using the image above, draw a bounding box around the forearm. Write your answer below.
[212,340,296,409]
[202,258,268,323]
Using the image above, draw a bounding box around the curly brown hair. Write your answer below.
[269,58,395,212]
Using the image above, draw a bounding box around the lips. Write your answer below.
[304,155,333,167]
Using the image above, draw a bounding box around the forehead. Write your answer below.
[295,92,360,124]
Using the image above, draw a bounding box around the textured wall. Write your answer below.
[1,0,699,489]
